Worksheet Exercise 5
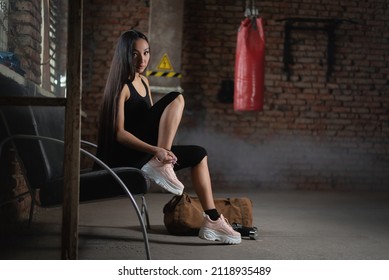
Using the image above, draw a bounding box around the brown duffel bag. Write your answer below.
[163,192,253,235]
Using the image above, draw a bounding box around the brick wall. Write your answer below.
[179,0,389,190]
[82,0,389,191]
[0,149,31,229]
[8,0,42,83]
[1,0,42,224]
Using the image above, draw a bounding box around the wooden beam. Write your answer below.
[61,0,83,260]
[0,97,66,106]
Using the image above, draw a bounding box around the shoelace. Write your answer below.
[165,163,179,180]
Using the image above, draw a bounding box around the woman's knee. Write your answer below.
[193,146,207,164]
[163,92,184,111]
[172,92,185,108]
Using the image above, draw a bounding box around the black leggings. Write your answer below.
[116,92,207,170]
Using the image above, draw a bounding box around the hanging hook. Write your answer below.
[244,0,259,18]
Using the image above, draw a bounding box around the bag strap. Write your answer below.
[163,193,192,213]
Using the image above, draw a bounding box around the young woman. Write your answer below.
[96,29,241,244]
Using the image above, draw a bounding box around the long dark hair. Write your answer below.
[96,30,149,163]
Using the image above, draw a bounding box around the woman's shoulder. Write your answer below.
[139,74,149,82]
[140,75,150,93]
[140,74,149,85]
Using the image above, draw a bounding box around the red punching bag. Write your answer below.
[234,16,265,111]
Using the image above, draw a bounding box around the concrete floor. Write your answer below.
[1,189,389,260]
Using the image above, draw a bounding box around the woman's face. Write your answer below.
[132,38,150,74]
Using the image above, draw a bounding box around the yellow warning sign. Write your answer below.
[157,53,174,71]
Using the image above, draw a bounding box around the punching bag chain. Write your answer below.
[244,0,259,18]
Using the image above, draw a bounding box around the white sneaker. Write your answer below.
[141,158,184,195]
[199,214,242,244]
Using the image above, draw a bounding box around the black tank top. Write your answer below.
[107,78,152,168]
[124,78,151,133]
